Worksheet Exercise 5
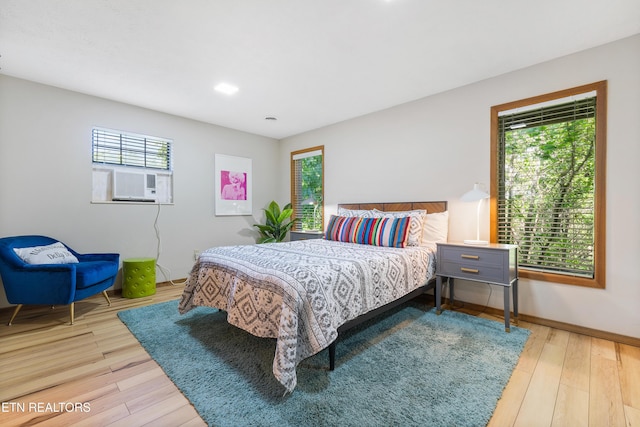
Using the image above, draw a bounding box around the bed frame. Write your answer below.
[327,201,448,370]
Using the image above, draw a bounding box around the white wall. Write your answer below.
[0,76,280,305]
[279,34,640,339]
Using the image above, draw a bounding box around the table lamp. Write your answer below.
[460,183,490,245]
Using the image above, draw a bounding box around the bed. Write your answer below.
[178,201,448,392]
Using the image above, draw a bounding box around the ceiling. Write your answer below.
[1,1,639,140]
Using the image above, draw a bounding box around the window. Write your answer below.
[92,127,172,170]
[490,81,606,288]
[91,127,174,204]
[291,146,324,231]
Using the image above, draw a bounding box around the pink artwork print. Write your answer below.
[220,170,247,200]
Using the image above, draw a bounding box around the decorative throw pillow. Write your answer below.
[422,211,449,245]
[13,242,79,265]
[372,209,427,247]
[325,215,411,248]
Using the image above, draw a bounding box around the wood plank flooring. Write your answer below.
[1,284,638,426]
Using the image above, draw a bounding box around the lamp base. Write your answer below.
[464,239,489,245]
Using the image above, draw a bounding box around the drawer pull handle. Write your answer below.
[461,267,479,274]
[461,254,479,260]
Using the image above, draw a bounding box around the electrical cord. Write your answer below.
[154,202,185,286]
[444,279,493,313]
[479,282,493,314]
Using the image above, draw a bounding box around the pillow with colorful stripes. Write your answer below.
[372,209,426,247]
[325,215,411,248]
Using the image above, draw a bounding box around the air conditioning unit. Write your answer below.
[112,170,157,202]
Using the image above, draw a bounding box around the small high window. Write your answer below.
[91,127,174,204]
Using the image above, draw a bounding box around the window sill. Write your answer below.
[91,200,175,206]
[519,268,604,289]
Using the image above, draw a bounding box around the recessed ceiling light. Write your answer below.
[214,82,239,95]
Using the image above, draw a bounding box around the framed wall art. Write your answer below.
[214,154,252,215]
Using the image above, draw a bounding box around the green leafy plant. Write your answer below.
[253,201,300,243]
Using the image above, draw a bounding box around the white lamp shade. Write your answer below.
[461,183,489,245]
[460,183,489,202]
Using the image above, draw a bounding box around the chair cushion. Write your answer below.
[75,261,119,289]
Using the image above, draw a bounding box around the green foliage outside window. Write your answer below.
[298,155,323,231]
[499,113,596,277]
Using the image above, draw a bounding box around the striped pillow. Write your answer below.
[325,215,411,248]
[372,209,427,247]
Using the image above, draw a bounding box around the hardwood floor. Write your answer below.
[1,284,638,426]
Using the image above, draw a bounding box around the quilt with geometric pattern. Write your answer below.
[178,239,435,392]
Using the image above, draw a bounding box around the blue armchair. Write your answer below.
[0,235,119,325]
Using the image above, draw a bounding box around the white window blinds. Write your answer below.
[291,147,323,231]
[497,96,597,278]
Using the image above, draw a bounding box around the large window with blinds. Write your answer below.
[490,81,606,288]
[291,146,324,231]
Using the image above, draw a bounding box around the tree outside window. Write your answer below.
[490,81,606,288]
[291,146,324,231]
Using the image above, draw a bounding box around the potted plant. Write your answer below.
[253,201,300,243]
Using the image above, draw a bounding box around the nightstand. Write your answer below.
[435,242,518,332]
[290,231,324,241]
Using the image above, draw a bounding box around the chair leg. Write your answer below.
[67,292,109,326]
[7,304,23,326]
[102,290,112,306]
[8,293,110,326]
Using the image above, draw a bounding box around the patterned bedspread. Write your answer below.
[178,239,435,392]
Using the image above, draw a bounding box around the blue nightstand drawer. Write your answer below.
[439,245,505,268]
[438,260,506,284]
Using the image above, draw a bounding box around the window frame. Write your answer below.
[490,81,607,288]
[290,145,324,232]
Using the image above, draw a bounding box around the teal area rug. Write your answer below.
[118,300,530,427]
